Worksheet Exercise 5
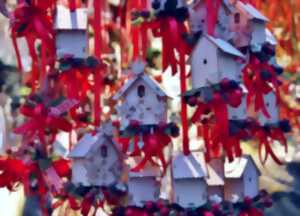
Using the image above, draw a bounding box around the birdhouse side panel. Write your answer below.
[218,53,241,82]
[227,96,247,120]
[242,162,259,198]
[251,21,266,45]
[128,177,159,206]
[191,38,219,89]
[258,92,279,125]
[173,179,207,208]
[224,179,244,201]
[56,31,88,59]
[71,159,90,186]
[122,79,167,125]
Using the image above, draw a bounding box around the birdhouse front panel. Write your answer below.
[250,20,266,45]
[84,139,122,186]
[119,79,167,127]
[191,37,219,89]
[128,177,159,206]
[258,92,279,125]
[227,96,247,120]
[56,30,88,59]
[188,3,207,34]
[173,179,208,208]
[242,161,259,198]
[224,179,244,201]
[72,159,89,186]
[218,52,241,82]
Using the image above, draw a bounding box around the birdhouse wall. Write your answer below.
[242,162,259,198]
[56,30,88,59]
[188,4,207,34]
[71,159,89,186]
[173,179,208,208]
[224,179,243,201]
[227,96,247,120]
[191,38,219,89]
[218,52,241,82]
[208,186,224,199]
[250,21,266,45]
[258,92,279,125]
[128,177,159,206]
[120,79,167,127]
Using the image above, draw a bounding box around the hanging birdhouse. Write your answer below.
[127,157,161,206]
[231,1,269,47]
[189,35,245,89]
[54,5,88,59]
[113,61,169,129]
[227,84,248,120]
[224,155,261,201]
[68,123,124,187]
[258,91,279,125]
[172,152,208,208]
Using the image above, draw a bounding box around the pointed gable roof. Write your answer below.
[237,1,269,22]
[55,5,88,30]
[173,152,206,179]
[224,155,261,178]
[113,74,168,100]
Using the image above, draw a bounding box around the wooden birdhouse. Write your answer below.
[227,84,248,120]
[69,123,124,187]
[188,0,235,40]
[258,91,279,125]
[127,157,161,206]
[113,61,168,129]
[224,155,261,201]
[151,0,187,13]
[54,5,88,59]
[172,152,208,208]
[190,35,245,89]
[206,158,225,199]
[231,1,269,46]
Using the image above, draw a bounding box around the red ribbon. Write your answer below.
[205,0,222,35]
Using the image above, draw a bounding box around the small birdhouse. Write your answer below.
[227,84,248,120]
[151,0,187,13]
[54,5,88,59]
[190,35,245,89]
[224,155,261,201]
[113,61,168,129]
[69,123,124,187]
[231,1,269,46]
[258,91,279,125]
[188,0,235,40]
[172,152,208,208]
[127,157,161,206]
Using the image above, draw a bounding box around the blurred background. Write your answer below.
[0,0,300,215]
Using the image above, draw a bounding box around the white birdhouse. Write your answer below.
[151,0,187,13]
[54,5,88,59]
[258,91,279,125]
[231,1,269,46]
[69,123,124,187]
[113,61,168,129]
[172,152,208,208]
[188,0,235,40]
[127,157,161,206]
[190,35,245,89]
[227,84,248,120]
[224,155,261,201]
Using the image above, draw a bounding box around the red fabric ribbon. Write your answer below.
[205,0,222,35]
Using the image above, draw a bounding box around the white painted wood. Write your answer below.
[258,92,279,125]
[243,160,259,198]
[228,95,247,120]
[250,21,266,45]
[174,179,207,208]
[72,159,89,186]
[218,52,240,81]
[55,5,88,30]
[128,177,159,206]
[188,2,207,34]
[56,31,88,59]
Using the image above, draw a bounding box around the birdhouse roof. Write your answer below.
[224,155,261,178]
[55,5,88,30]
[172,152,206,179]
[128,157,161,178]
[206,164,225,186]
[237,2,269,22]
[113,74,168,100]
[205,35,245,58]
[68,132,120,158]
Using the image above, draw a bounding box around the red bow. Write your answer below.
[14,104,72,145]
